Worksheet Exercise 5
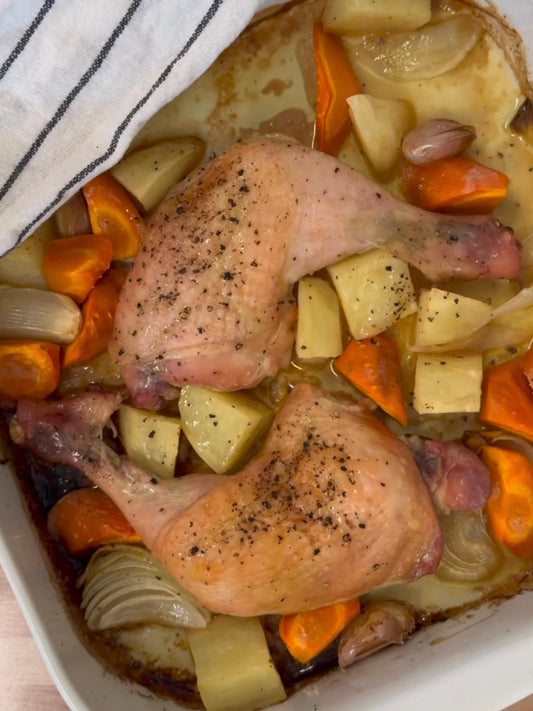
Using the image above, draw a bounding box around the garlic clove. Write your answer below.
[337,600,415,669]
[402,118,476,164]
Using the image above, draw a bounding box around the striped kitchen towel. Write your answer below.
[0,0,281,256]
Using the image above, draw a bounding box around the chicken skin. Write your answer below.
[12,384,443,616]
[109,136,520,406]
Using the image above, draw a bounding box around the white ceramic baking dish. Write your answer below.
[2,2,533,710]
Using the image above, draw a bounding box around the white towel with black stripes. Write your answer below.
[0,0,281,256]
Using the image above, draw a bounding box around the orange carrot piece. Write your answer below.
[400,155,509,214]
[521,345,533,389]
[482,445,533,558]
[313,22,362,155]
[0,340,60,400]
[83,172,144,259]
[335,334,408,426]
[63,266,125,369]
[279,598,361,664]
[480,355,533,442]
[43,234,113,303]
[47,487,141,556]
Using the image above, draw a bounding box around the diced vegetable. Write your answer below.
[63,266,125,368]
[480,356,533,441]
[187,615,286,711]
[296,276,342,360]
[110,137,205,213]
[478,288,533,352]
[482,446,533,558]
[336,132,374,178]
[83,172,145,259]
[522,346,533,389]
[279,599,361,664]
[414,288,493,348]
[179,386,272,473]
[323,0,431,35]
[347,94,413,174]
[0,286,81,344]
[313,22,362,155]
[118,405,181,478]
[413,353,483,414]
[328,249,416,340]
[446,279,518,309]
[349,14,482,82]
[78,544,211,631]
[48,488,141,556]
[0,340,60,400]
[335,334,408,425]
[402,119,476,165]
[0,220,55,289]
[400,155,509,214]
[43,234,113,303]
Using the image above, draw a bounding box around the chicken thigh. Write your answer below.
[109,136,520,406]
[12,383,443,616]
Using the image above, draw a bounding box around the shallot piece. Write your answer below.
[338,600,415,669]
[402,119,476,165]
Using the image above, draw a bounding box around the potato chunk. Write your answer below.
[179,386,272,473]
[187,616,286,711]
[0,220,54,289]
[118,405,181,478]
[328,249,417,340]
[413,353,483,414]
[296,276,343,360]
[348,94,414,174]
[111,137,205,212]
[415,288,492,348]
[323,0,431,35]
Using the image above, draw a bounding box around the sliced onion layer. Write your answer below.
[78,544,211,631]
[352,15,482,82]
[0,285,81,344]
[436,511,504,583]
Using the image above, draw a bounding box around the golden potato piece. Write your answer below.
[111,137,205,212]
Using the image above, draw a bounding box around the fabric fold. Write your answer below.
[0,0,281,255]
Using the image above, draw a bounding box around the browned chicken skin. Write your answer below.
[152,384,444,615]
[12,384,443,616]
[109,136,520,407]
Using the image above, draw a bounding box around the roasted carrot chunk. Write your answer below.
[335,334,408,425]
[521,345,533,389]
[43,234,113,303]
[480,355,533,442]
[0,340,60,400]
[279,599,361,664]
[83,172,144,259]
[313,22,362,155]
[62,266,125,369]
[47,487,141,556]
[400,155,509,214]
[482,445,533,558]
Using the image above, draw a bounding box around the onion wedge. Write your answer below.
[351,14,482,82]
[0,286,81,344]
[78,544,211,631]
